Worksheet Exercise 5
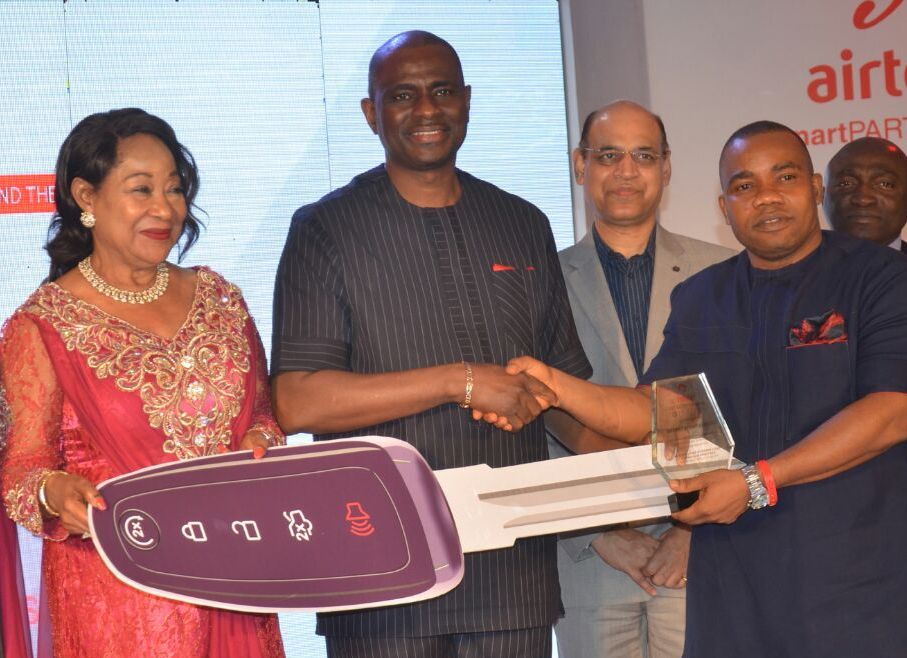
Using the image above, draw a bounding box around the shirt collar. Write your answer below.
[592,227,656,263]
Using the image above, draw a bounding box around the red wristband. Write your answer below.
[755,460,778,507]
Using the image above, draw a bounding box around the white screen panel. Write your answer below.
[63,1,328,346]
[0,2,73,319]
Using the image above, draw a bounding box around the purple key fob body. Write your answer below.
[88,436,464,612]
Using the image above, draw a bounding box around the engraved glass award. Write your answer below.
[651,373,738,481]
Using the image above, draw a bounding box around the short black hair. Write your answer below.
[719,120,812,179]
[578,104,670,153]
[45,108,203,281]
[367,30,463,98]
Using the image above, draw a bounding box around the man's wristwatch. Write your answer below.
[741,464,769,510]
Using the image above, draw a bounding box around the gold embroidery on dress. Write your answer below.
[4,467,67,540]
[25,269,250,460]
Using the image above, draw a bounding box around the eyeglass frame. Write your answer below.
[579,147,670,167]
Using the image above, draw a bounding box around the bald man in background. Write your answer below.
[824,137,907,252]
[548,101,732,658]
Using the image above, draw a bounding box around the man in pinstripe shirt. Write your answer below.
[272,31,591,658]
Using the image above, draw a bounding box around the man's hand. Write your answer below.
[643,525,691,589]
[506,356,556,397]
[466,363,556,432]
[275,361,557,435]
[659,426,692,465]
[653,387,700,463]
[670,468,750,525]
[591,528,660,596]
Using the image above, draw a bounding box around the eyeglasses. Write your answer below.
[581,148,669,167]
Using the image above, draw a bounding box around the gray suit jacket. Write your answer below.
[549,224,735,606]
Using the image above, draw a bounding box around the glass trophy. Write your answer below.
[651,373,738,481]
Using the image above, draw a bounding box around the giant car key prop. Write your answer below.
[89,435,690,613]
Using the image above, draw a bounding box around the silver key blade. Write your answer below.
[436,444,678,553]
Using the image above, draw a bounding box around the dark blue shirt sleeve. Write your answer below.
[855,254,907,397]
[638,283,687,387]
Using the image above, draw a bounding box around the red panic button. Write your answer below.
[345,501,375,537]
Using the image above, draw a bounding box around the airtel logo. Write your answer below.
[806,1,905,102]
[853,0,902,29]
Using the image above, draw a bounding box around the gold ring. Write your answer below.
[680,576,688,585]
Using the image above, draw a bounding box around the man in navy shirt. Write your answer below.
[505,121,907,656]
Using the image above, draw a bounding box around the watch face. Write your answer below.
[742,465,769,510]
[748,492,769,510]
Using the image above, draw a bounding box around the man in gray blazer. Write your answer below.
[548,101,734,658]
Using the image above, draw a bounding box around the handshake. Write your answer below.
[462,357,556,432]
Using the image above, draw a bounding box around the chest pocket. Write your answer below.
[786,341,853,440]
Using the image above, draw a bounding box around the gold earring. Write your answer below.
[80,211,96,228]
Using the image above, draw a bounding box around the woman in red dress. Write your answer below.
[0,108,286,657]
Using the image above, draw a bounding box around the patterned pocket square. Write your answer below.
[788,309,847,347]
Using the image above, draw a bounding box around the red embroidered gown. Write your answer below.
[0,268,286,658]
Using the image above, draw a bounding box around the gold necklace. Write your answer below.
[78,256,169,304]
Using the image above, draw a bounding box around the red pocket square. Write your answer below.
[492,263,536,272]
[788,310,847,347]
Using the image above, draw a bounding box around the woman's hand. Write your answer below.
[237,430,269,459]
[44,471,105,536]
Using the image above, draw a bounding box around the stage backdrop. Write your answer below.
[562,0,907,246]
[0,2,570,656]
